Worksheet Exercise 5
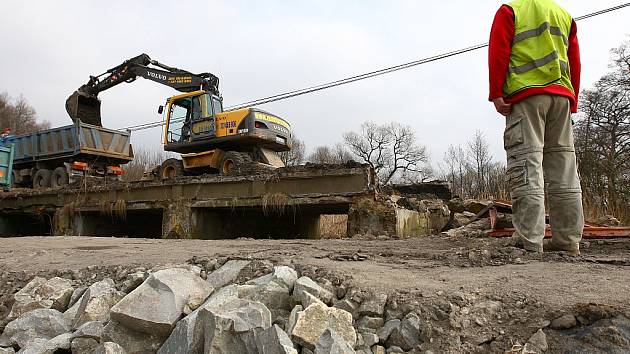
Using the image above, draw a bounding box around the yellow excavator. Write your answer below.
[66,53,292,178]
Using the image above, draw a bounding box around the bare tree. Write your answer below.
[332,143,354,163]
[343,121,430,185]
[439,137,507,200]
[343,122,390,173]
[0,92,50,135]
[441,144,468,197]
[467,130,492,195]
[308,143,353,164]
[308,146,335,164]
[123,148,173,182]
[574,40,630,224]
[279,136,306,166]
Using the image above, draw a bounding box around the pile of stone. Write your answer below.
[0,260,422,354]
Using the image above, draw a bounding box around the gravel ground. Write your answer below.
[1,234,629,353]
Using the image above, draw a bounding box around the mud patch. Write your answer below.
[73,245,120,251]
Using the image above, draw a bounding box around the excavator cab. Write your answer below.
[163,91,222,145]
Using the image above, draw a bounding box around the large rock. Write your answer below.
[550,314,577,330]
[8,277,74,319]
[358,294,387,318]
[355,316,384,332]
[14,338,48,354]
[239,281,292,312]
[95,342,127,354]
[447,199,489,214]
[293,277,333,306]
[206,260,251,289]
[202,298,273,353]
[314,329,356,354]
[63,289,87,325]
[385,312,422,351]
[109,268,213,336]
[157,285,240,354]
[526,329,548,352]
[376,319,400,343]
[118,271,147,294]
[239,266,299,314]
[71,337,99,354]
[372,346,385,354]
[0,347,15,354]
[72,321,104,341]
[0,309,70,348]
[332,299,360,318]
[255,324,298,354]
[248,266,299,291]
[68,287,88,309]
[19,332,73,354]
[73,279,125,329]
[290,302,356,351]
[102,320,163,354]
[287,305,303,335]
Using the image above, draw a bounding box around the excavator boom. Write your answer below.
[66,53,220,126]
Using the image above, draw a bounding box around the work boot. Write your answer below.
[506,235,542,254]
[543,239,580,257]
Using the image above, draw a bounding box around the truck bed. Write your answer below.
[8,121,133,168]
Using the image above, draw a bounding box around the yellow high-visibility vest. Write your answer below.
[504,0,574,96]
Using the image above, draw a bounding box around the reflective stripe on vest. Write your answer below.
[503,0,574,96]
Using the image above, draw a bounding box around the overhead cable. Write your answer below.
[121,2,630,132]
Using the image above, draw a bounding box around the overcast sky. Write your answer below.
[1,1,628,171]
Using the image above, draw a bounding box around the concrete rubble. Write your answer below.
[2,252,630,353]
[0,264,406,354]
[109,268,214,336]
[7,277,74,320]
[73,279,125,329]
[0,259,461,354]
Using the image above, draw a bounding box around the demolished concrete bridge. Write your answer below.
[0,164,441,239]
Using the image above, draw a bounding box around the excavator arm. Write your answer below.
[66,53,220,126]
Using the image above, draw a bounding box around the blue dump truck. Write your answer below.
[1,121,133,189]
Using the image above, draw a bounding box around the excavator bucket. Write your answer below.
[66,91,102,126]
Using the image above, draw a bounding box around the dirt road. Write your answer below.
[1,234,629,352]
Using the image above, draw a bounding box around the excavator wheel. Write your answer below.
[159,158,185,180]
[219,152,253,175]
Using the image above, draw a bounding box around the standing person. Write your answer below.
[488,0,583,256]
[0,128,11,144]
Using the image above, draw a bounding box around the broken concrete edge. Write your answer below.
[0,164,375,199]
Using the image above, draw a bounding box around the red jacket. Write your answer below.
[488,5,581,113]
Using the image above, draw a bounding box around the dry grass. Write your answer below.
[261,193,294,216]
[583,200,630,226]
[99,199,127,221]
[319,214,348,239]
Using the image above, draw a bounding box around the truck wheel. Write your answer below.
[33,169,52,189]
[219,151,253,175]
[160,158,185,180]
[51,167,69,188]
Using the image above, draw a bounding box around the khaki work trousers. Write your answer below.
[504,94,584,252]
